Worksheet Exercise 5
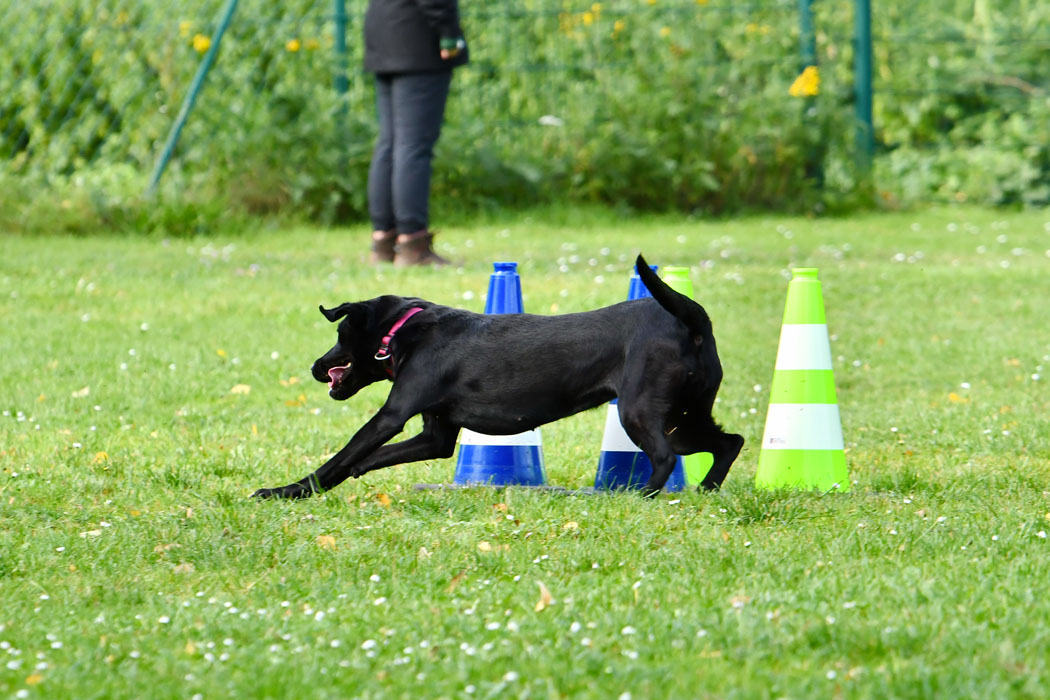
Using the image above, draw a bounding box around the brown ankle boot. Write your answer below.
[393,230,450,267]
[369,230,397,264]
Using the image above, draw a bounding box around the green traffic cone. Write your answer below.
[755,268,849,492]
[661,267,715,487]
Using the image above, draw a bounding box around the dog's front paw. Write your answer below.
[251,483,312,500]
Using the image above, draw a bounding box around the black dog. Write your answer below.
[253,255,743,499]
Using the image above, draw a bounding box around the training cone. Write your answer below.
[755,268,849,492]
[592,263,687,492]
[661,267,716,488]
[453,263,548,486]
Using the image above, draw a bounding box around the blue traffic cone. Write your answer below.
[593,263,687,492]
[454,263,548,486]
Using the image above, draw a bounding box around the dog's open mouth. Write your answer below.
[327,364,351,389]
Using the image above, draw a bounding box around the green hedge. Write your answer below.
[1,0,1047,233]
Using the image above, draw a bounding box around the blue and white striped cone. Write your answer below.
[454,263,547,486]
[592,264,686,492]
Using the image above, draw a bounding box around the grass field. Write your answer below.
[2,207,1049,699]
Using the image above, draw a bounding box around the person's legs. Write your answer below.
[388,71,453,266]
[367,74,397,263]
[390,70,452,233]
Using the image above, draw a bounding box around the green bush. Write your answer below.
[1,0,1047,233]
[870,0,1050,206]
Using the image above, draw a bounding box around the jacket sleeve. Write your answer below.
[413,0,462,39]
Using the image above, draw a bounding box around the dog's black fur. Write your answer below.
[252,255,743,499]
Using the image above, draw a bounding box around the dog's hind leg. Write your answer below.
[665,392,744,491]
[618,403,680,498]
[697,429,744,491]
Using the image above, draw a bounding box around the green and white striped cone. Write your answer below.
[661,267,715,487]
[755,268,849,492]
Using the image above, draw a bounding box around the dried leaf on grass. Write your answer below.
[535,581,554,612]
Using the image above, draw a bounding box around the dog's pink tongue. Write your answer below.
[327,365,350,388]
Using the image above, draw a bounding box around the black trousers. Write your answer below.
[367,70,453,234]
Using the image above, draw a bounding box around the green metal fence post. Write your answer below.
[797,0,823,187]
[147,0,241,195]
[798,0,816,69]
[333,0,349,97]
[332,0,349,174]
[853,0,874,172]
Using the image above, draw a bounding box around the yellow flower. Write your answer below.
[179,20,192,38]
[659,26,671,38]
[613,19,626,34]
[591,2,603,12]
[696,0,709,4]
[789,65,820,97]
[285,38,301,52]
[647,0,657,5]
[582,11,594,26]
[192,33,211,54]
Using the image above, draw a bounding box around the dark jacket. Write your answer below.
[364,0,469,74]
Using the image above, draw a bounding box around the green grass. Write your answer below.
[2,206,1049,699]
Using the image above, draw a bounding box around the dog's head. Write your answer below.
[311,297,423,400]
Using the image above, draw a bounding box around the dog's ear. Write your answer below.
[320,302,376,330]
[319,303,353,323]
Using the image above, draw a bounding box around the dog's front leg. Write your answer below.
[252,407,410,500]
[349,413,460,477]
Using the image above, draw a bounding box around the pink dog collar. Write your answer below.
[374,307,424,362]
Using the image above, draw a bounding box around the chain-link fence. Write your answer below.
[2,0,339,173]
[2,0,1047,226]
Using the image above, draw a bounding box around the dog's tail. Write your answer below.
[636,254,711,344]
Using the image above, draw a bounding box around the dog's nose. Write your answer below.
[311,361,329,383]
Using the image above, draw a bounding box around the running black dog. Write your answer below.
[252,255,743,499]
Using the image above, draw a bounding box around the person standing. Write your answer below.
[364,0,469,266]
